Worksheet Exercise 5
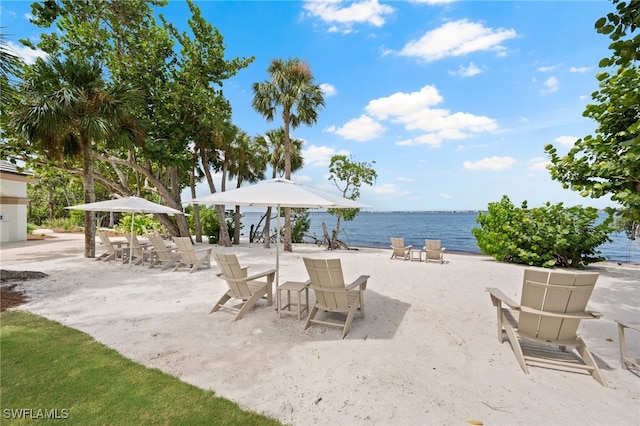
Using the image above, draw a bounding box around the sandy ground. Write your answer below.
[1,232,639,425]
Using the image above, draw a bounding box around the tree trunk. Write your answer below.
[82,140,96,258]
[331,215,342,250]
[283,110,292,252]
[169,165,190,237]
[190,169,202,243]
[48,186,54,220]
[199,146,231,246]
[263,206,272,248]
[233,206,241,244]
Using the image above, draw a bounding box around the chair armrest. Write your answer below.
[194,248,212,255]
[244,269,276,282]
[346,275,369,290]
[405,245,412,250]
[520,306,603,320]
[486,287,520,310]
[616,320,640,332]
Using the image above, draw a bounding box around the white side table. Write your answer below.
[277,281,309,320]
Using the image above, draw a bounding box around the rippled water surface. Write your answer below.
[240,211,639,264]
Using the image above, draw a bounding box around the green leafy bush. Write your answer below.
[185,206,236,244]
[291,210,310,243]
[115,214,163,236]
[41,217,83,232]
[472,196,615,268]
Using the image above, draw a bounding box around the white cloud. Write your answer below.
[440,193,453,199]
[303,0,395,31]
[294,174,312,183]
[6,41,47,65]
[320,83,337,96]
[351,84,497,147]
[397,176,414,182]
[569,66,590,73]
[463,156,516,171]
[399,19,517,61]
[554,135,578,147]
[366,85,442,119]
[302,144,350,167]
[371,183,409,195]
[326,114,386,141]
[396,133,442,147]
[410,0,456,3]
[527,157,550,171]
[450,62,482,77]
[541,76,559,94]
[537,65,558,72]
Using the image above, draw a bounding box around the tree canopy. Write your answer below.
[545,0,640,238]
[5,0,255,254]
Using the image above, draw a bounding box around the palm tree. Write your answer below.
[11,56,142,257]
[254,128,303,248]
[0,30,23,113]
[252,58,324,251]
[227,129,268,244]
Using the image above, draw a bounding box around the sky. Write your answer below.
[1,0,619,212]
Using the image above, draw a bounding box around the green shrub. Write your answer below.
[115,214,163,236]
[41,217,83,232]
[291,210,310,243]
[472,196,615,268]
[27,223,38,234]
[185,206,236,244]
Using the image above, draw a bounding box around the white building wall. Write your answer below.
[0,162,31,243]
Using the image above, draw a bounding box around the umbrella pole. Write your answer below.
[129,212,134,267]
[276,204,280,286]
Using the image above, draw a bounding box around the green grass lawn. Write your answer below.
[1,310,282,425]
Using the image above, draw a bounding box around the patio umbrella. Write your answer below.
[66,196,184,267]
[189,178,371,285]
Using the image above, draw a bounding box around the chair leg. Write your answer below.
[576,338,607,386]
[233,291,266,321]
[304,305,319,330]
[503,320,529,374]
[210,293,231,313]
[618,322,629,370]
[342,302,360,339]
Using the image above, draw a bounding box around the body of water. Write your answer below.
[240,211,639,264]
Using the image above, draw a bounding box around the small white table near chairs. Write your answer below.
[277,281,310,320]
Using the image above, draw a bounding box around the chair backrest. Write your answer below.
[214,253,252,298]
[425,239,441,251]
[519,269,599,342]
[98,231,116,255]
[303,258,350,310]
[390,238,407,255]
[128,234,145,256]
[424,239,442,260]
[148,234,172,261]
[173,237,199,264]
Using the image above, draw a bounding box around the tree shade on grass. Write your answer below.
[0,310,281,425]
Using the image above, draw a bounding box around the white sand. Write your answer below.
[2,233,639,425]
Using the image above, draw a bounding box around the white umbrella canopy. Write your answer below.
[190,178,370,209]
[188,178,371,285]
[67,196,184,266]
[66,196,184,215]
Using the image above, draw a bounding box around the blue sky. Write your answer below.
[2,1,617,211]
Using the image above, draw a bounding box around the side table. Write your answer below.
[410,249,424,262]
[277,281,310,320]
